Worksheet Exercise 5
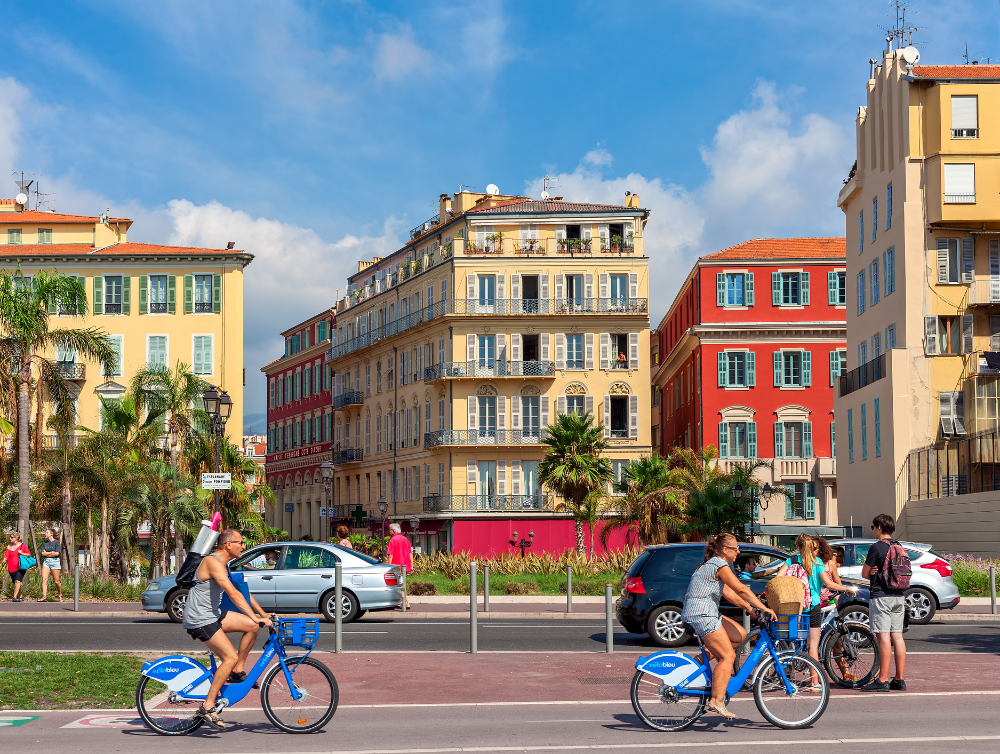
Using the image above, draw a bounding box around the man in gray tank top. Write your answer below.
[182,528,272,730]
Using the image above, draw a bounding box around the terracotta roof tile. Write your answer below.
[911,65,1000,79]
[468,198,643,215]
[701,237,847,261]
[0,209,131,223]
[0,241,245,257]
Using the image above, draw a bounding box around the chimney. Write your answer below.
[439,193,452,220]
[625,193,640,208]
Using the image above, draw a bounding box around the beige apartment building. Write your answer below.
[290,189,651,553]
[0,198,251,442]
[836,47,1000,554]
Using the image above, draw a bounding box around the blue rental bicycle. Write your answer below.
[136,616,338,735]
[631,613,829,731]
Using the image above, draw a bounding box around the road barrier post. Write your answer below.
[153,565,160,580]
[605,583,614,654]
[743,611,750,635]
[470,562,478,654]
[334,562,343,654]
[74,566,80,612]
[991,566,997,615]
[483,563,490,613]
[401,567,407,613]
[566,565,573,613]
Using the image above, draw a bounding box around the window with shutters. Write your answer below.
[859,211,864,255]
[477,275,496,306]
[886,323,896,350]
[936,238,966,284]
[149,275,168,313]
[610,274,629,301]
[939,390,967,437]
[7,228,21,244]
[827,270,847,306]
[104,275,123,314]
[944,163,976,203]
[376,360,382,393]
[784,483,816,520]
[194,274,213,312]
[478,396,497,437]
[829,349,847,387]
[779,421,808,458]
[847,408,854,463]
[874,397,881,457]
[376,413,382,452]
[192,335,213,375]
[774,350,809,387]
[610,333,629,369]
[857,271,865,315]
[38,228,52,244]
[886,182,892,228]
[147,335,167,368]
[565,334,584,369]
[105,335,124,377]
[871,331,881,358]
[861,403,867,460]
[830,421,836,459]
[719,350,754,388]
[858,341,867,369]
[718,421,755,458]
[872,196,878,242]
[929,315,963,355]
[870,259,879,306]
[609,396,628,438]
[566,396,585,416]
[772,271,808,306]
[726,272,747,306]
[951,95,979,138]
[884,247,895,294]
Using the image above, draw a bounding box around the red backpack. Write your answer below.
[880,540,912,591]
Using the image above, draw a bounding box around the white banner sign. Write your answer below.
[320,507,328,518]
[201,473,232,490]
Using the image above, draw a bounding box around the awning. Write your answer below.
[367,521,445,535]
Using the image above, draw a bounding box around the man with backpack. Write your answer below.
[862,513,909,692]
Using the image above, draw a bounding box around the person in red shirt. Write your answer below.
[385,523,412,609]
[6,532,32,602]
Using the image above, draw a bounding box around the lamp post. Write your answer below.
[202,385,232,515]
[510,530,534,558]
[732,481,772,540]
[321,459,334,536]
[377,497,389,560]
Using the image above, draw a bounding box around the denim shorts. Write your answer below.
[871,595,906,633]
[43,557,61,570]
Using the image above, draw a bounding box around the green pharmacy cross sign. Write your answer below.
[350,504,367,527]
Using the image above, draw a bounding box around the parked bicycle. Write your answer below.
[136,616,338,735]
[632,612,828,731]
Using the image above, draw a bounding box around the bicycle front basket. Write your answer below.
[278,618,319,648]
[773,613,810,641]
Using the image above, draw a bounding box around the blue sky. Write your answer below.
[0,0,995,421]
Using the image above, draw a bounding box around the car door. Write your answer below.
[229,546,283,609]
[274,545,339,612]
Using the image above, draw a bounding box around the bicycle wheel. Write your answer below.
[752,653,829,729]
[261,655,339,733]
[135,675,205,736]
[822,622,879,689]
[630,669,705,732]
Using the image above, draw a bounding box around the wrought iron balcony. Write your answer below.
[423,360,556,381]
[952,128,979,139]
[333,391,364,409]
[331,448,364,463]
[424,429,546,448]
[422,494,553,512]
[944,192,976,204]
[54,362,85,380]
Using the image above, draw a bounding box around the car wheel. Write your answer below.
[646,605,689,647]
[905,587,936,624]
[166,589,188,623]
[839,604,870,628]
[322,590,360,623]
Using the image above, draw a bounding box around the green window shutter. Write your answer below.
[122,275,131,314]
[774,422,784,458]
[184,275,193,313]
[746,351,755,387]
[748,422,757,458]
[717,273,726,306]
[801,271,810,305]
[771,272,781,305]
[718,352,727,387]
[828,271,837,305]
[829,350,838,387]
[212,274,222,313]
[874,397,881,458]
[803,421,813,457]
[167,275,177,313]
[93,275,103,314]
[785,492,793,519]
[801,350,811,386]
[773,351,783,386]
[746,273,754,305]
[139,275,148,315]
[718,422,729,458]
[805,483,816,519]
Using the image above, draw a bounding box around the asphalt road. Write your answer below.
[3,692,1000,753]
[0,616,997,653]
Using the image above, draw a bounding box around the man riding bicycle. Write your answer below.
[181,528,272,730]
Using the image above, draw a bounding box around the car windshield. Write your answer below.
[627,550,652,577]
[231,546,282,571]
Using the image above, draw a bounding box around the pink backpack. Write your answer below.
[785,559,812,610]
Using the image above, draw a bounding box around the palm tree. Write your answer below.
[600,453,685,548]
[127,460,202,576]
[0,269,117,541]
[537,411,614,556]
[556,489,604,559]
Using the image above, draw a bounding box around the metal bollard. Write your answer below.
[483,564,490,613]
[74,567,80,612]
[153,565,160,580]
[401,567,407,613]
[470,562,478,654]
[567,565,573,613]
[605,583,614,654]
[743,611,751,635]
[334,562,343,654]
[991,566,997,615]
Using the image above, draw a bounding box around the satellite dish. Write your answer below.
[486,184,499,195]
[540,191,550,200]
[15,193,27,206]
[900,46,920,66]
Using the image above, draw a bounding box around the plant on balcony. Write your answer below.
[537,411,614,556]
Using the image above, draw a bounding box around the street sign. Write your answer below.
[320,507,328,518]
[201,473,232,490]
[284,503,294,512]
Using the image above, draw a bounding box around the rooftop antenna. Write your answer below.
[878,0,926,51]
[458,183,476,193]
[14,171,34,208]
[542,175,560,194]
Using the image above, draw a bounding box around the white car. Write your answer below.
[829,539,960,624]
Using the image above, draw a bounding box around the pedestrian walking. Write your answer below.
[335,525,353,549]
[5,532,32,602]
[862,513,908,692]
[39,528,64,602]
[385,523,412,608]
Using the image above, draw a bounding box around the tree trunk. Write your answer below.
[16,369,30,543]
[61,473,75,572]
[86,507,95,572]
[590,523,595,560]
[100,497,109,574]
[574,520,585,556]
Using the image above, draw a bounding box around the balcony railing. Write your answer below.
[195,301,213,313]
[423,360,556,380]
[967,278,1000,305]
[465,239,503,254]
[104,303,122,314]
[838,352,886,397]
[514,239,545,255]
[54,362,86,380]
[952,128,979,138]
[422,494,553,512]
[904,429,1000,501]
[600,238,635,254]
[556,240,592,254]
[944,193,976,204]
[333,391,364,409]
[149,302,168,314]
[41,433,80,449]
[424,429,547,448]
[410,215,439,240]
[331,448,364,464]
[968,351,1000,378]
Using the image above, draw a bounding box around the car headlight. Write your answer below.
[144,582,162,592]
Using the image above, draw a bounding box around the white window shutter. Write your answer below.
[718,352,727,387]
[557,395,567,415]
[585,395,594,416]
[468,396,477,431]
[585,274,594,299]
[937,239,950,283]
[438,338,446,364]
[629,332,639,369]
[511,274,520,299]
[512,333,521,361]
[955,391,967,435]
[554,274,565,300]
[962,314,974,354]
[772,272,781,304]
[939,392,955,436]
[497,333,507,362]
[467,333,476,362]
[801,271,810,305]
[438,398,445,430]
[512,460,521,494]
[629,273,638,299]
[599,273,609,298]
[498,395,506,429]
[582,224,592,241]
[540,333,550,361]
[599,333,610,370]
[466,274,477,299]
[603,395,611,438]
[512,393,521,428]
[747,351,756,386]
[540,395,549,430]
[717,273,726,306]
[746,273,754,305]
[924,316,939,356]
[555,333,566,369]
[585,333,594,370]
[497,460,507,495]
[467,460,477,487]
[598,223,609,239]
[497,274,506,300]
[629,395,639,438]
[540,274,549,299]
[962,238,975,283]
[555,225,566,240]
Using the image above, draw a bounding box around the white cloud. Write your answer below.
[373,27,434,82]
[0,78,30,182]
[583,147,614,167]
[461,9,511,73]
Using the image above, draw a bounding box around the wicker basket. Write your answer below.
[765,576,805,615]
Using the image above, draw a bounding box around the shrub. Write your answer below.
[504,581,538,595]
[943,553,1000,597]
[408,581,438,596]
[410,547,642,580]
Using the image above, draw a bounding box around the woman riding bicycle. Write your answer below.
[680,533,775,719]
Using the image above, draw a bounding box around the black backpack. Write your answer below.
[175,551,205,589]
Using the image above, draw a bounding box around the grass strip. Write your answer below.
[0,652,145,709]
[407,572,621,595]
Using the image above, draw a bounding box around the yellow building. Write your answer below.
[0,198,251,442]
[265,189,651,553]
[835,48,1000,554]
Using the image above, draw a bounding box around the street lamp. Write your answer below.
[510,530,534,558]
[377,497,389,560]
[321,459,334,533]
[203,384,232,515]
[733,481,773,539]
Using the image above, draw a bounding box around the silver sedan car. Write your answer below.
[142,541,404,623]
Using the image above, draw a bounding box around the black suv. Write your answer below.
[616,542,874,647]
